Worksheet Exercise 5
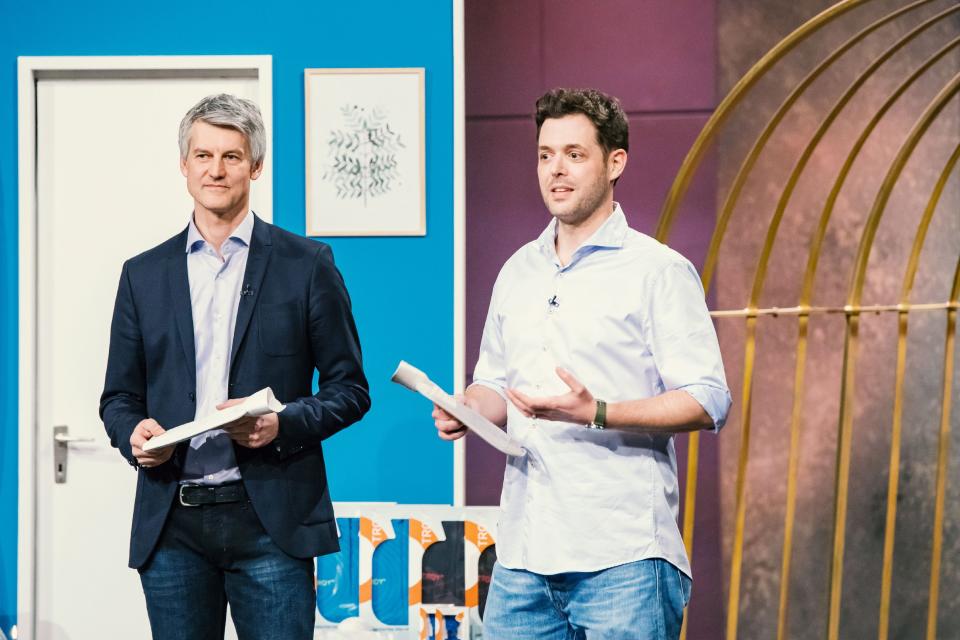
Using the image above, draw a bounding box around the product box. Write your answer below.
[418,605,468,640]
[463,507,499,632]
[315,503,397,631]
[314,503,499,638]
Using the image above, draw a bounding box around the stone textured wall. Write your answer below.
[716,1,960,638]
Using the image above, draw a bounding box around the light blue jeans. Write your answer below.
[482,558,691,640]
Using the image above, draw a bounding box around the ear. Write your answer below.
[607,148,627,183]
[250,162,263,181]
[179,156,188,177]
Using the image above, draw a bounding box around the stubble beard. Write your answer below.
[545,172,612,228]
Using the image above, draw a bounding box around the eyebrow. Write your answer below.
[192,147,246,155]
[538,143,588,152]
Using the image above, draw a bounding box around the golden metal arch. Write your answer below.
[656,2,960,639]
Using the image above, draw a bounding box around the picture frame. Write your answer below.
[305,67,426,236]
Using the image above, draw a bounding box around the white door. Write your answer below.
[32,69,270,639]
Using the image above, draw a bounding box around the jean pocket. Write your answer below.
[677,568,692,607]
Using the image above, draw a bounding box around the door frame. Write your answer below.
[17,55,273,638]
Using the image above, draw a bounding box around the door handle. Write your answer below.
[53,425,94,484]
[54,432,95,445]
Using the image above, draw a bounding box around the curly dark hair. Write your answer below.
[535,88,629,156]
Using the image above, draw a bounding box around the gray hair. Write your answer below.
[178,94,266,167]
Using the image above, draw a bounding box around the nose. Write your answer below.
[209,155,226,178]
[551,156,567,177]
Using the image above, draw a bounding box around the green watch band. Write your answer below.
[588,399,607,430]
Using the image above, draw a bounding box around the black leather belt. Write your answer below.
[178,482,246,507]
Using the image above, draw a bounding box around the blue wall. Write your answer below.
[0,0,456,631]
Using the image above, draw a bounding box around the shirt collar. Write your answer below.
[536,202,629,260]
[186,210,254,253]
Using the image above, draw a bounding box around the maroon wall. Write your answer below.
[464,1,723,637]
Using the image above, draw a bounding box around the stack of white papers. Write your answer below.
[391,360,525,457]
[142,387,285,452]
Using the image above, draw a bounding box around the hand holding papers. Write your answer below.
[142,387,285,452]
[391,360,525,457]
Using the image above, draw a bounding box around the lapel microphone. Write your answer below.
[241,284,254,297]
[548,295,560,309]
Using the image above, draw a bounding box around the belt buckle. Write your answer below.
[179,484,199,507]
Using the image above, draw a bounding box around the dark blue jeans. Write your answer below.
[139,495,315,640]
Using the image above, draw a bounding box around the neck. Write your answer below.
[555,200,615,265]
[194,206,248,252]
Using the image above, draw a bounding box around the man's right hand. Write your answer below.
[130,419,175,468]
[432,396,470,441]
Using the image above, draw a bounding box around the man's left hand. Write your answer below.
[506,367,597,425]
[217,398,279,448]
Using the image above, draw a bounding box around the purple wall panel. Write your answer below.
[464,0,543,117]
[542,0,716,112]
[465,118,545,386]
[464,117,544,505]
[617,114,714,243]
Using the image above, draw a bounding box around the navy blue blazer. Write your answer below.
[100,215,370,568]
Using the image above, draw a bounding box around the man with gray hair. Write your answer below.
[101,93,370,639]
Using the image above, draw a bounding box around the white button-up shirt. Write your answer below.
[473,204,731,577]
[180,211,253,485]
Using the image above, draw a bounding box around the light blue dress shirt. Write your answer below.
[180,212,253,486]
[473,204,731,577]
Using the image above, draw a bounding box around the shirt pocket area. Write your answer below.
[257,301,304,356]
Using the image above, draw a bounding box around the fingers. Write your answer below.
[432,404,467,441]
[130,419,173,468]
[505,389,535,418]
[228,414,279,448]
[217,397,246,410]
[555,367,584,393]
[223,416,258,435]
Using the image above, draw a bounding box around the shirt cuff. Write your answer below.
[678,384,732,432]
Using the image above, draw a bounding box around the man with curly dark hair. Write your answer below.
[433,88,731,639]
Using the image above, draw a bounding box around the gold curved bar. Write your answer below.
[926,254,960,640]
[828,71,960,640]
[900,142,960,301]
[878,310,909,640]
[829,317,859,640]
[702,0,945,293]
[653,0,872,244]
[878,144,960,640]
[678,429,699,640]
[725,316,758,640]
[776,313,809,640]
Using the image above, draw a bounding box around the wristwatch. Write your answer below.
[587,399,607,430]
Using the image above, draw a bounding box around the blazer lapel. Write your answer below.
[168,239,197,390]
[230,215,272,368]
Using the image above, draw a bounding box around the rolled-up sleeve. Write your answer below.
[647,261,732,431]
